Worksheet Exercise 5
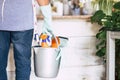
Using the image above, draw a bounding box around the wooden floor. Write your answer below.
[7,71,39,80]
[8,65,105,80]
[7,71,43,80]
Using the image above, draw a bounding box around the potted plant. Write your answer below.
[90,1,120,79]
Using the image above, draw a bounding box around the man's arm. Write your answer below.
[36,0,53,35]
[36,0,50,6]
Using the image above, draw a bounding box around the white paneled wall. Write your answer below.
[7,19,105,80]
[35,19,100,37]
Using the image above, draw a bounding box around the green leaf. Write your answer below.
[91,10,106,25]
[116,23,120,28]
[96,32,101,39]
[113,1,120,10]
[96,50,105,57]
[97,40,105,48]
[96,44,99,49]
[97,31,106,39]
[112,12,120,23]
[96,47,106,57]
[104,21,114,27]
[117,15,120,22]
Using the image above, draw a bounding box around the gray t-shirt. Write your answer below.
[0,0,34,31]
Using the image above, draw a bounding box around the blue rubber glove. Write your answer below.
[34,4,53,45]
[40,4,54,36]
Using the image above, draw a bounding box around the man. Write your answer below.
[0,0,52,80]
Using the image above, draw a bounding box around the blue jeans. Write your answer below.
[0,29,33,80]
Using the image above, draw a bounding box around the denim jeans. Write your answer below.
[0,29,33,80]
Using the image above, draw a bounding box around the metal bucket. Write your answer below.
[33,36,68,78]
[33,46,61,78]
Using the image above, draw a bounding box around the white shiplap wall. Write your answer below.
[7,19,105,80]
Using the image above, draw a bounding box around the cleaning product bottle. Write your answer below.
[51,36,60,48]
[41,39,49,47]
[40,34,50,47]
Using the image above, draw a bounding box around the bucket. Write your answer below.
[33,36,68,78]
[33,46,61,78]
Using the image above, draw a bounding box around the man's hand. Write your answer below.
[34,0,53,44]
[36,0,49,6]
[37,0,53,36]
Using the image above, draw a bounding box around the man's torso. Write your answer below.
[0,0,34,31]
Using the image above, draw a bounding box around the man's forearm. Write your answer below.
[36,0,50,6]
